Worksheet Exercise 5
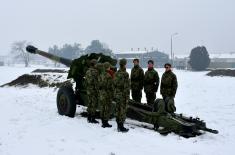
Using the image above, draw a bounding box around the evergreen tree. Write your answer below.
[85,40,113,56]
[189,46,210,71]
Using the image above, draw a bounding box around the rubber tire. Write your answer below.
[57,86,76,117]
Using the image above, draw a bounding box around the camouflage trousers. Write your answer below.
[115,94,128,124]
[131,89,142,103]
[145,92,156,105]
[163,97,176,113]
[99,91,112,121]
[153,99,166,114]
[87,91,98,117]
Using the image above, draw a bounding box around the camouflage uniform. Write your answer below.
[85,60,99,122]
[160,70,178,113]
[114,59,130,132]
[144,68,159,105]
[98,62,114,125]
[131,64,144,102]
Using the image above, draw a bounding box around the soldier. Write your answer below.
[85,59,99,123]
[98,62,114,128]
[114,58,130,132]
[144,60,159,105]
[130,58,144,102]
[160,63,178,113]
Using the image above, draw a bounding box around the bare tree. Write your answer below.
[11,41,31,67]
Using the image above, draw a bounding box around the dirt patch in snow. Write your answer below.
[1,74,71,88]
[207,69,235,77]
[32,69,67,73]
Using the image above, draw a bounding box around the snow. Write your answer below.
[0,66,235,155]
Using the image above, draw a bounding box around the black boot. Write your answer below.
[91,117,99,124]
[117,123,129,132]
[87,115,92,123]
[102,120,112,128]
[88,115,99,124]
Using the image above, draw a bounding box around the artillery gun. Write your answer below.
[26,45,218,138]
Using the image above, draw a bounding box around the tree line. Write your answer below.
[48,40,114,60]
[9,40,114,67]
[9,39,211,71]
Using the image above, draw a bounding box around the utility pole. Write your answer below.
[171,33,178,66]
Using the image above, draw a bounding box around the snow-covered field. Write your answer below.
[0,66,235,155]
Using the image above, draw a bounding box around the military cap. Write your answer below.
[119,58,127,66]
[103,62,110,69]
[148,60,154,64]
[164,63,172,68]
[90,59,97,66]
[133,58,139,63]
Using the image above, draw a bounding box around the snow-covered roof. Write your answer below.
[174,53,235,59]
[117,57,137,60]
[114,51,147,54]
[210,53,235,59]
[174,54,189,59]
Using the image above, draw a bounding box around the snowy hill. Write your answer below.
[0,66,234,155]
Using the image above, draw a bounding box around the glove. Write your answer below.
[112,101,117,105]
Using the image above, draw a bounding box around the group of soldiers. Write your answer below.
[131,59,178,113]
[85,58,178,133]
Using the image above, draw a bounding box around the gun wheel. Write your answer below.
[58,94,68,112]
[57,86,76,117]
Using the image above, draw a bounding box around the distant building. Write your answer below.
[114,50,169,68]
[174,52,235,69]
[174,57,190,70]
[209,53,235,69]
[170,54,189,70]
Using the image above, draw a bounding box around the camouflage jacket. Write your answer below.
[160,70,178,98]
[131,65,144,90]
[98,70,114,98]
[144,68,159,93]
[85,67,98,95]
[114,68,130,99]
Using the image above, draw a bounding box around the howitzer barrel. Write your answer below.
[199,127,219,134]
[26,45,72,67]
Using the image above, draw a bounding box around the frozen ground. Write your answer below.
[0,66,235,155]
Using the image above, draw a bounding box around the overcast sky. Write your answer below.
[0,0,234,56]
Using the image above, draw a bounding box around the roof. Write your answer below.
[174,54,189,59]
[114,51,148,54]
[175,53,235,59]
[210,53,235,59]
